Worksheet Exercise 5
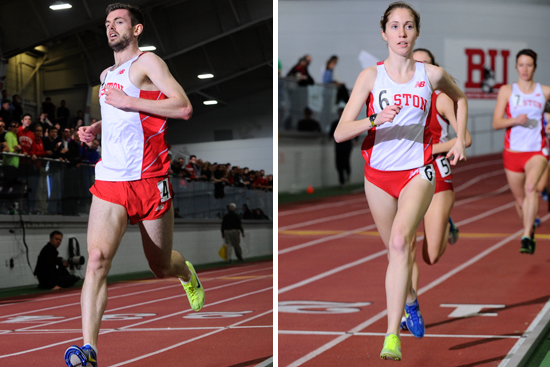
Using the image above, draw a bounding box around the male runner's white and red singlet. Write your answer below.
[504,83,547,152]
[96,53,170,181]
[362,61,433,171]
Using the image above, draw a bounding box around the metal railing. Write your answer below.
[0,153,273,219]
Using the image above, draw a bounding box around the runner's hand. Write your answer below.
[515,114,528,126]
[447,140,466,165]
[375,105,402,126]
[78,126,95,146]
[104,87,130,110]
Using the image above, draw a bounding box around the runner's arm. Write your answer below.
[432,93,472,155]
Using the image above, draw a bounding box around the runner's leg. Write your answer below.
[81,196,128,347]
[139,205,192,281]
[522,156,547,237]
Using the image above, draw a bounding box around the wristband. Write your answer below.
[369,113,377,128]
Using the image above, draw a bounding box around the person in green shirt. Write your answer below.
[3,122,21,168]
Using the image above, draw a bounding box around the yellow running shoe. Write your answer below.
[380,334,401,361]
[180,261,205,311]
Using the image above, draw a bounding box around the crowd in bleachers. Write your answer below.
[0,93,273,217]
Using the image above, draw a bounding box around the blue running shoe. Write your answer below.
[448,217,459,245]
[400,315,408,331]
[404,294,425,338]
[65,344,97,367]
[534,218,541,227]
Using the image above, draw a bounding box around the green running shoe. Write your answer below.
[380,334,401,361]
[180,261,205,311]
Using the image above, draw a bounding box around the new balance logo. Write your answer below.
[414,81,425,88]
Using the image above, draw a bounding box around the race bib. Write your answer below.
[435,156,452,178]
[420,164,435,184]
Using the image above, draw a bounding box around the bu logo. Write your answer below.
[118,69,125,75]
[465,48,510,92]
[414,81,425,88]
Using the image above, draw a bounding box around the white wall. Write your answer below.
[170,137,274,173]
[0,216,273,289]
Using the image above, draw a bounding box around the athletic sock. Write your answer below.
[179,277,190,284]
[521,236,531,241]
[84,343,97,354]
[406,297,417,307]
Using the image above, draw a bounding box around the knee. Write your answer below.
[86,249,112,275]
[525,182,537,195]
[388,234,410,257]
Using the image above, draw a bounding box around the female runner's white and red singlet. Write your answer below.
[96,52,170,181]
[428,90,453,181]
[504,83,547,152]
[362,61,433,171]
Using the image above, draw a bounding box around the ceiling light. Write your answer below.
[198,74,214,79]
[203,100,218,105]
[50,2,72,10]
[139,46,156,51]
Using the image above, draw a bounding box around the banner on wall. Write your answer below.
[443,39,528,100]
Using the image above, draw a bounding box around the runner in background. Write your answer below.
[492,49,550,255]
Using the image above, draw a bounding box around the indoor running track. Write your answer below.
[0,260,273,366]
[278,153,550,366]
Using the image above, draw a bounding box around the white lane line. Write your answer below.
[278,159,503,218]
[498,295,550,367]
[0,262,269,308]
[454,170,504,192]
[279,186,512,256]
[279,208,371,231]
[278,250,387,294]
[12,274,273,332]
[107,309,273,367]
[279,169,505,231]
[0,265,272,319]
[279,330,521,339]
[279,224,377,255]
[2,325,273,335]
[0,286,272,359]
[284,214,549,367]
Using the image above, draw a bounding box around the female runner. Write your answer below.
[492,49,550,255]
[333,2,468,361]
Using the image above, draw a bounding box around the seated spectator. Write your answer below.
[34,230,80,290]
[297,107,321,132]
[241,204,254,219]
[253,208,270,220]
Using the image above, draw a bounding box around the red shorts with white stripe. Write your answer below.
[364,163,436,199]
[90,176,174,225]
[433,155,454,194]
[502,149,549,173]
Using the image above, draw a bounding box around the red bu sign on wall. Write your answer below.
[464,48,510,99]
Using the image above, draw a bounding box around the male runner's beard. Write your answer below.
[109,33,131,53]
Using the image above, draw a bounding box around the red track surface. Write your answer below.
[278,154,550,366]
[0,260,273,366]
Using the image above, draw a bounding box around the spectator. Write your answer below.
[201,161,212,181]
[56,100,70,129]
[34,112,53,134]
[287,55,315,86]
[42,97,56,121]
[44,127,63,215]
[297,107,321,132]
[171,158,183,177]
[0,99,13,124]
[67,131,83,168]
[83,139,100,164]
[241,204,254,219]
[242,167,251,189]
[266,174,273,191]
[58,127,71,161]
[253,169,268,189]
[33,230,80,290]
[17,114,35,155]
[253,208,270,220]
[329,107,356,187]
[221,203,245,263]
[71,110,84,129]
[184,155,200,180]
[213,164,229,199]
[28,124,47,214]
[3,121,21,169]
[322,55,350,104]
[0,120,6,146]
[11,94,23,122]
[42,126,62,159]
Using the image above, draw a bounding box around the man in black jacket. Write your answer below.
[34,231,80,289]
[221,203,245,262]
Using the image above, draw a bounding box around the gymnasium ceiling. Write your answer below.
[0,0,273,117]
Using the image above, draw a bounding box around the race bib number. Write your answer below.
[420,164,435,184]
[513,94,523,108]
[157,178,171,203]
[377,88,394,110]
[435,156,452,178]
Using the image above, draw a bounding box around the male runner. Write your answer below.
[64,4,204,366]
